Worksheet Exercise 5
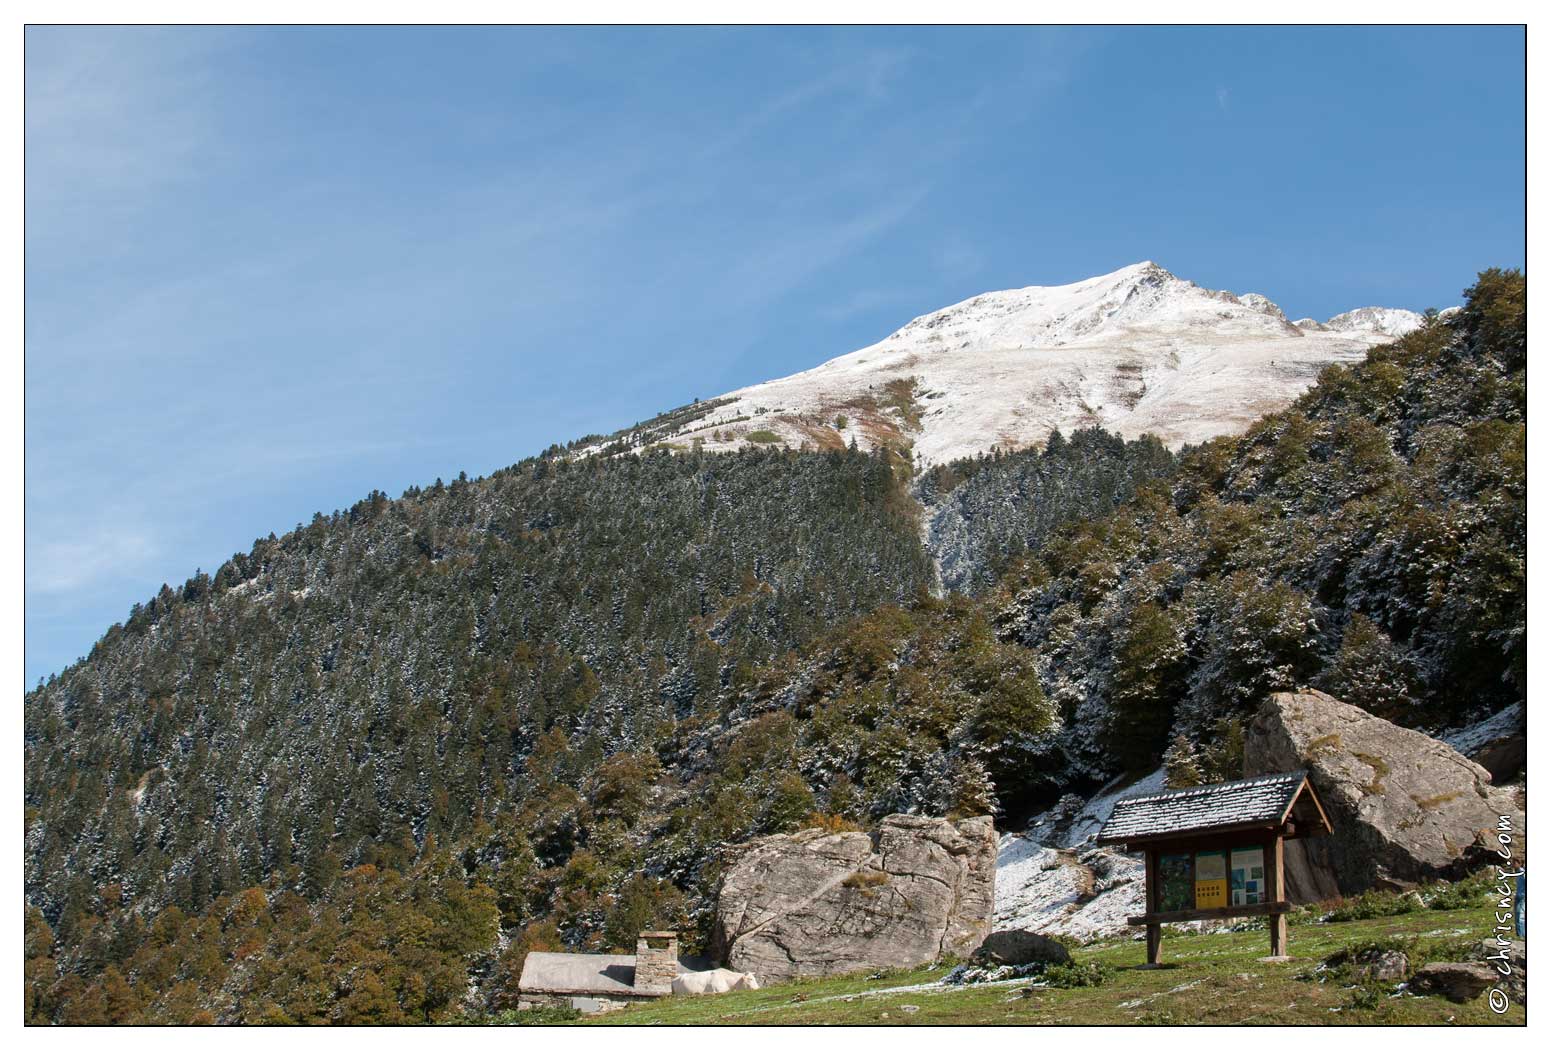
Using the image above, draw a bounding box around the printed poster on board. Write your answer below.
[1159,853,1193,911]
[1195,849,1227,909]
[1231,847,1266,906]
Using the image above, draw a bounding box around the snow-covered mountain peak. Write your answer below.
[880,261,1301,354]
[1236,292,1289,322]
[1324,305,1427,340]
[586,263,1426,466]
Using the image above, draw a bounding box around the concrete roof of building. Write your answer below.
[519,952,639,997]
[518,951,715,997]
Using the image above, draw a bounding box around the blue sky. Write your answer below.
[24,25,1526,684]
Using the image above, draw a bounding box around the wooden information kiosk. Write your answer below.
[1096,770,1332,964]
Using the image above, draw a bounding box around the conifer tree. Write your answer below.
[1163,733,1204,788]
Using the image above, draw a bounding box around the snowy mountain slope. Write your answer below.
[604,262,1423,466]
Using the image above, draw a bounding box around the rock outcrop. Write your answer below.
[1473,937,1525,1004]
[1244,690,1524,900]
[713,814,996,982]
[1354,948,1410,982]
[1410,962,1498,1002]
[1445,702,1526,783]
[975,929,1071,967]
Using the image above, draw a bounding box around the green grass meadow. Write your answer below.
[573,903,1522,1026]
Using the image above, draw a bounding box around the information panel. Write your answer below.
[1158,853,1193,912]
[1194,849,1227,909]
[1230,847,1266,906]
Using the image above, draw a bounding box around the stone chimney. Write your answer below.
[633,931,678,996]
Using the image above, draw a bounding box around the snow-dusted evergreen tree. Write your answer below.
[917,427,1176,593]
[1163,733,1204,788]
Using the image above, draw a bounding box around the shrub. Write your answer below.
[840,870,890,890]
[1344,983,1385,1011]
[802,812,862,834]
[1324,889,1421,923]
[1038,960,1112,988]
[449,1004,582,1025]
[1422,870,1497,911]
[745,430,782,443]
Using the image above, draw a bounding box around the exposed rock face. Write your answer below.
[1354,948,1410,982]
[1410,962,1497,1002]
[1236,292,1289,322]
[1444,702,1526,783]
[1473,937,1525,1004]
[976,929,1071,966]
[713,814,996,982]
[1244,691,1524,900]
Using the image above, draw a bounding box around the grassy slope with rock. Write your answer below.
[581,896,1522,1026]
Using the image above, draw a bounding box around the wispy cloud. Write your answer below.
[693,44,915,168]
[935,234,986,283]
[1217,85,1231,112]
[26,518,159,597]
[25,28,236,261]
[714,185,931,312]
[818,287,913,323]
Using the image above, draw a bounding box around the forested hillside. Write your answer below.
[22,269,1524,1025]
[26,449,937,898]
[917,428,1177,592]
[990,268,1525,783]
[24,449,938,1020]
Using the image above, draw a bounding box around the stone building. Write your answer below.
[517,931,684,1014]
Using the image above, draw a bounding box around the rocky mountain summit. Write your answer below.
[600,262,1424,465]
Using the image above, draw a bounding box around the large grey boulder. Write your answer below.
[1244,690,1524,900]
[713,814,996,982]
[976,929,1071,966]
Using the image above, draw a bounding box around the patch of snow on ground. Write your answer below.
[994,837,1145,942]
[994,768,1171,941]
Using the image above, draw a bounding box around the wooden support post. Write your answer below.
[1144,848,1162,966]
[1267,834,1288,958]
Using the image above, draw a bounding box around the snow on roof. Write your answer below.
[1096,771,1309,844]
